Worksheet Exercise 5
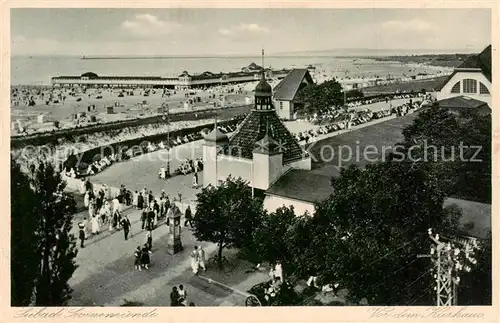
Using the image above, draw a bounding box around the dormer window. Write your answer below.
[463,79,477,94]
[480,82,490,94]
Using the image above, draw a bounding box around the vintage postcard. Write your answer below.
[1,1,498,323]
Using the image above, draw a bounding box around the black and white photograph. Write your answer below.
[7,5,494,314]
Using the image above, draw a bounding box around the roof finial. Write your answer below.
[261,48,265,79]
[262,48,264,69]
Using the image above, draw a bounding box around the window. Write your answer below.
[462,79,477,94]
[480,82,490,94]
[280,101,283,110]
[451,82,460,93]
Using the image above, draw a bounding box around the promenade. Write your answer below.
[69,204,268,306]
[66,95,422,306]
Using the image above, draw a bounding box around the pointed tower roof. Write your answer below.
[253,121,281,155]
[223,110,304,163]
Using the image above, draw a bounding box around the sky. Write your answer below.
[11,8,492,56]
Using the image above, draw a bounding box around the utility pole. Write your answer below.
[426,229,480,306]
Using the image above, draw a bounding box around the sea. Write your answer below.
[10,55,447,86]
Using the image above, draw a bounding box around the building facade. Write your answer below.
[51,68,290,89]
[202,72,311,189]
[272,69,315,120]
[437,45,492,108]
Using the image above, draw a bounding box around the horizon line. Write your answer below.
[11,47,485,58]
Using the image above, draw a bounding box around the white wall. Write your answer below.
[202,144,218,186]
[275,100,292,120]
[216,155,253,183]
[437,71,492,107]
[287,156,311,170]
[252,153,283,190]
[263,194,315,216]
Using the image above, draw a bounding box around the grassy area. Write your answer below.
[361,76,448,95]
[309,113,419,174]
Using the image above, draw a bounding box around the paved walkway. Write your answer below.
[69,205,268,306]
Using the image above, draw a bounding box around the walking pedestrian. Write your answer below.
[170,287,180,306]
[141,244,151,270]
[141,208,147,230]
[145,231,152,251]
[138,192,144,210]
[190,246,199,274]
[153,200,160,223]
[134,246,142,271]
[133,190,139,208]
[198,245,206,271]
[184,205,193,228]
[91,214,100,235]
[121,215,131,240]
[159,196,166,218]
[178,285,187,306]
[147,207,155,230]
[78,222,85,248]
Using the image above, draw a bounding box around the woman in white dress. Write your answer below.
[198,246,206,271]
[84,191,90,208]
[88,202,95,218]
[190,246,199,274]
[133,191,139,208]
[91,215,100,234]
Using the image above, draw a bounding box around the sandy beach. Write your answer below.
[10,81,277,135]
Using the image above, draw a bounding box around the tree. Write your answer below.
[401,106,491,203]
[193,176,263,267]
[458,232,492,305]
[310,161,460,305]
[249,206,299,273]
[31,161,78,306]
[11,158,39,306]
[296,78,344,115]
[346,89,364,100]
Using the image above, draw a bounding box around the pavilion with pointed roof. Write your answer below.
[202,51,311,190]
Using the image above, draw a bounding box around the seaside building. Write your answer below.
[51,68,290,89]
[202,70,311,190]
[272,69,315,120]
[436,45,492,110]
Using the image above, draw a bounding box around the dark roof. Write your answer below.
[438,45,492,90]
[444,197,491,239]
[253,132,280,155]
[222,109,305,163]
[266,170,333,203]
[436,96,489,110]
[457,45,492,81]
[273,69,314,101]
[255,75,272,96]
[81,72,98,78]
[243,62,263,71]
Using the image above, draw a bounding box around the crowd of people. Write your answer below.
[78,181,134,247]
[345,92,430,109]
[294,98,427,143]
